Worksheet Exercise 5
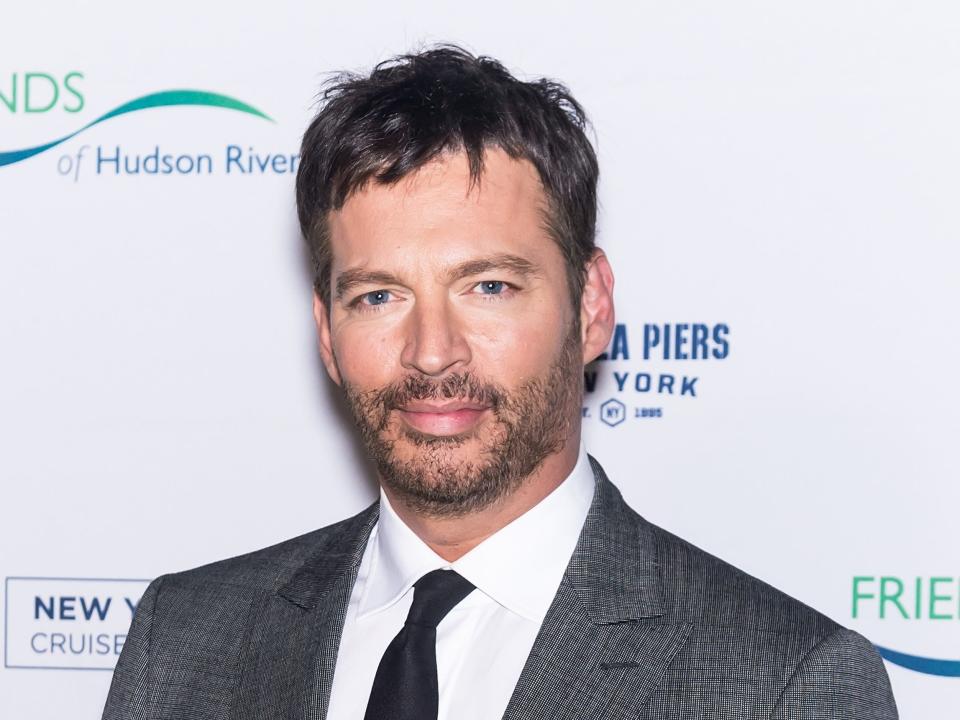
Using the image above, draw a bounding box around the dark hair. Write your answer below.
[296,44,599,307]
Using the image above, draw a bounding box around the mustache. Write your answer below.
[374,373,504,412]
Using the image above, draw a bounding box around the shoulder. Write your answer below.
[148,502,377,608]
[103,504,378,719]
[771,624,896,718]
[645,516,838,639]
[588,466,838,642]
[624,505,896,715]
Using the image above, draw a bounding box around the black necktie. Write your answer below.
[363,568,476,720]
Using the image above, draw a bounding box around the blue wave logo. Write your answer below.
[0,89,273,168]
[876,645,960,677]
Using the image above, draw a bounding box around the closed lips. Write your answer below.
[399,401,489,413]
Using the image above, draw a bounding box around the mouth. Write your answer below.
[395,400,491,436]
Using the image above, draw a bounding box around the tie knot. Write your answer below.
[405,569,475,628]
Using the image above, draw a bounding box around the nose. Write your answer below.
[400,295,472,376]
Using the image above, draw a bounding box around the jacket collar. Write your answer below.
[276,454,664,621]
[277,503,380,610]
[564,455,665,623]
[235,505,380,720]
[500,457,690,720]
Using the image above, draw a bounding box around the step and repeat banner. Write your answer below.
[2,2,957,717]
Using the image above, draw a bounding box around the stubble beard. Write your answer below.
[340,325,583,517]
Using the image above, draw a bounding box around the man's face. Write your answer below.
[315,148,587,516]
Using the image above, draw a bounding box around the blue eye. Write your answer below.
[360,290,392,306]
[477,281,505,295]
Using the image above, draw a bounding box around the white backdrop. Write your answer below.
[2,1,958,716]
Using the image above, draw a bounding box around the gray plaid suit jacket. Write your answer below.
[102,458,898,719]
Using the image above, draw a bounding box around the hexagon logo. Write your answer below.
[599,398,626,427]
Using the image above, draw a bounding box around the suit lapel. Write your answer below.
[233,458,687,719]
[502,457,692,720]
[233,504,379,720]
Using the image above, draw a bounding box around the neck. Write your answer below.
[382,435,581,562]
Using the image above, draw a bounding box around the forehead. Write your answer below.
[327,148,556,272]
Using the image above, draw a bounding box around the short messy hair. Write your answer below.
[295,44,599,307]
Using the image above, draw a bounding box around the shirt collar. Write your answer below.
[359,444,596,623]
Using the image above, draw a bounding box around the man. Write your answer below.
[103,46,898,719]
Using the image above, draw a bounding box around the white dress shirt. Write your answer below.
[326,445,596,720]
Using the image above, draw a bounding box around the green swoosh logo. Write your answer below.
[0,89,273,168]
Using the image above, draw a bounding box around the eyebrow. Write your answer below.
[334,253,542,300]
[335,269,401,300]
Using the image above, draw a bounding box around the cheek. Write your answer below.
[333,324,401,387]
[467,299,571,382]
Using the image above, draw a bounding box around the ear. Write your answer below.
[579,249,616,363]
[313,290,343,386]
